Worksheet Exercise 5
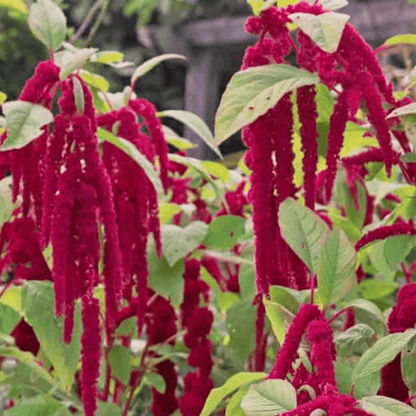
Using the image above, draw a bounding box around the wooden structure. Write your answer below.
[143,0,416,159]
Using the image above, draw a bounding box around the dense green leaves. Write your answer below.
[204,216,245,251]
[1,101,53,151]
[3,395,72,416]
[28,0,66,52]
[241,379,297,416]
[215,65,318,145]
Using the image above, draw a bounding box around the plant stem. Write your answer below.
[85,0,110,47]
[71,0,101,43]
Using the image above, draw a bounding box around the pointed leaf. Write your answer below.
[359,396,416,416]
[80,70,109,92]
[289,12,350,53]
[131,54,186,87]
[201,372,266,416]
[28,0,66,52]
[108,345,131,385]
[214,64,318,145]
[226,385,249,416]
[1,101,53,151]
[145,373,166,394]
[387,102,416,119]
[241,379,297,416]
[91,51,124,64]
[158,109,221,158]
[162,221,208,267]
[352,330,416,383]
[317,228,356,305]
[59,48,98,80]
[97,127,163,195]
[163,125,196,149]
[278,197,331,272]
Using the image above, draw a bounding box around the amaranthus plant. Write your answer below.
[3,0,416,416]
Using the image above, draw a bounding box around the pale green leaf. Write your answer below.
[384,34,416,47]
[108,345,131,385]
[59,48,98,80]
[359,396,416,416]
[80,70,109,92]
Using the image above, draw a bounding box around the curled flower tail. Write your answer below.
[268,303,321,380]
[80,295,102,416]
[306,319,337,391]
[129,99,169,193]
[297,86,319,210]
[355,220,416,251]
[324,89,349,203]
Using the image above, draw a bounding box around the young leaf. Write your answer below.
[384,34,416,46]
[158,110,221,158]
[97,128,163,195]
[214,64,318,145]
[278,197,331,273]
[201,161,230,183]
[59,48,98,80]
[317,228,356,305]
[1,101,53,151]
[352,330,416,383]
[161,221,208,267]
[80,70,110,92]
[241,379,297,416]
[159,203,181,224]
[201,372,266,416]
[21,281,82,390]
[91,51,124,64]
[131,54,186,88]
[359,396,416,416]
[145,373,166,394]
[28,0,67,52]
[335,324,376,358]
[108,345,131,385]
[204,215,245,251]
[288,12,350,53]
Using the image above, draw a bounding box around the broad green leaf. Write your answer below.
[401,335,416,393]
[317,228,356,305]
[201,372,266,416]
[215,64,318,145]
[147,239,185,306]
[115,317,137,336]
[159,203,181,224]
[359,396,416,416]
[201,161,230,183]
[358,279,397,300]
[384,34,416,46]
[0,177,14,228]
[0,92,7,105]
[268,286,299,314]
[91,51,124,64]
[0,303,20,334]
[289,12,350,53]
[163,125,196,149]
[328,209,361,243]
[0,286,22,312]
[97,128,163,195]
[28,0,66,52]
[226,300,257,360]
[1,101,53,151]
[335,324,376,358]
[145,373,166,394]
[131,54,186,87]
[80,70,109,92]
[72,76,84,114]
[59,48,98,80]
[241,379,297,416]
[401,152,416,162]
[161,221,208,267]
[203,216,245,251]
[96,401,123,416]
[345,298,384,325]
[226,385,249,416]
[21,281,82,390]
[352,330,416,382]
[158,110,221,159]
[278,197,331,272]
[0,0,28,14]
[4,395,71,416]
[108,345,131,385]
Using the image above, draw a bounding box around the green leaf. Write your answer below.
[0,176,14,228]
[163,125,196,150]
[59,48,98,80]
[241,379,297,416]
[288,12,350,53]
[91,51,124,65]
[108,345,131,385]
[0,303,20,334]
[28,0,66,52]
[158,110,221,159]
[3,395,71,416]
[97,128,163,195]
[384,34,416,46]
[264,300,295,344]
[401,335,416,393]
[201,372,266,416]
[115,317,137,336]
[0,92,7,105]
[247,0,277,15]
[359,396,416,416]
[268,286,299,315]
[0,286,22,313]
[345,298,384,325]
[161,222,208,267]
[358,279,397,301]
[335,324,376,358]
[203,216,245,251]
[1,101,53,151]
[317,0,349,10]
[145,372,166,394]
[214,64,318,145]
[201,161,230,183]
[131,54,186,87]
[226,385,249,416]
[328,209,361,242]
[278,197,331,273]
[352,330,416,383]
[159,203,181,224]
[147,239,185,306]
[21,281,82,390]
[96,401,123,416]
[317,228,356,305]
[72,76,84,114]
[80,70,109,92]
[401,152,416,162]
[226,300,257,360]
[0,0,28,14]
